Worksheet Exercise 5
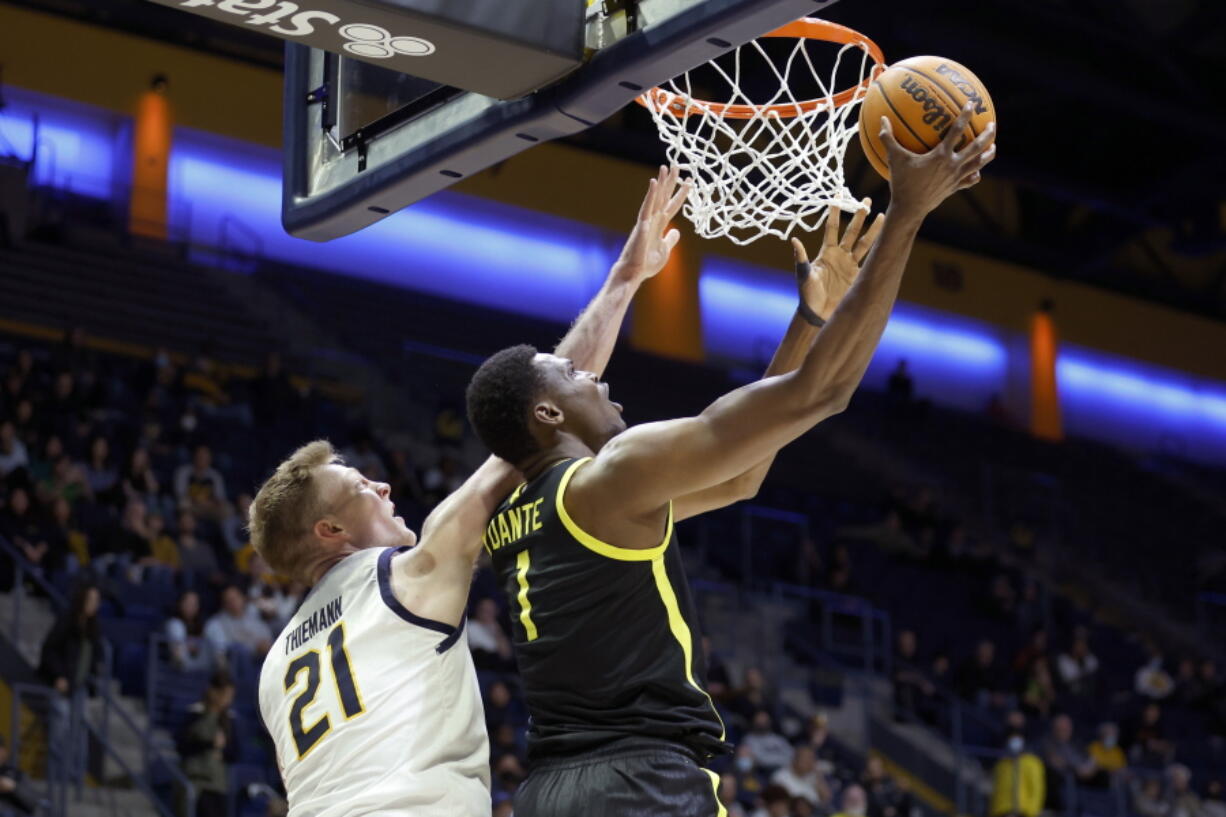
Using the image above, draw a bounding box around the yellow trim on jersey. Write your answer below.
[515,549,539,641]
[704,769,728,817]
[649,551,728,742]
[555,458,670,561]
[507,482,528,504]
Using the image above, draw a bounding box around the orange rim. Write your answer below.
[636,18,885,120]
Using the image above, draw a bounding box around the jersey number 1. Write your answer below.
[284,623,365,758]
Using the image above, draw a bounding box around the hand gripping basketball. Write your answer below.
[880,102,997,217]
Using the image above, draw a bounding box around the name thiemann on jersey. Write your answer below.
[285,595,343,654]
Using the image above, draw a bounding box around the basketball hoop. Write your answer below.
[637,19,885,245]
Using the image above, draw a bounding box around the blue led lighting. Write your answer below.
[699,259,1009,412]
[8,84,1226,463]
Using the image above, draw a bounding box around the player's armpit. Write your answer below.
[392,457,521,625]
[671,456,773,522]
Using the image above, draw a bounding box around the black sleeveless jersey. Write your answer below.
[484,457,729,762]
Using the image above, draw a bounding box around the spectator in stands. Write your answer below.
[166,590,215,672]
[798,713,838,778]
[183,349,230,408]
[246,555,300,633]
[731,667,779,725]
[887,360,913,405]
[826,543,856,594]
[892,629,936,722]
[27,435,61,489]
[752,784,792,817]
[0,487,49,570]
[718,773,748,817]
[1042,714,1097,808]
[731,744,766,807]
[1136,647,1176,700]
[1132,778,1169,817]
[958,639,1010,710]
[983,574,1019,623]
[832,784,869,817]
[1020,656,1056,718]
[120,447,161,509]
[145,512,178,569]
[743,710,793,773]
[770,745,829,808]
[175,445,227,522]
[221,492,253,555]
[13,399,38,450]
[467,597,513,671]
[110,497,156,565]
[704,635,733,702]
[420,452,465,507]
[1166,765,1202,817]
[1128,703,1175,769]
[863,755,913,817]
[176,510,221,581]
[1087,722,1127,786]
[0,734,37,815]
[0,419,29,480]
[38,583,105,781]
[1012,628,1048,676]
[204,584,272,659]
[44,372,80,441]
[483,680,524,735]
[45,496,85,572]
[180,671,235,817]
[37,453,90,508]
[1056,632,1100,697]
[990,725,1045,817]
[1202,780,1226,817]
[82,436,121,507]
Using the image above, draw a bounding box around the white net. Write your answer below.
[641,31,877,246]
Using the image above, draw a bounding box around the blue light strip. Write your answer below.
[699,259,1010,413]
[8,84,1226,463]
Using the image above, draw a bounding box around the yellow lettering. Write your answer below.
[508,506,523,540]
[532,498,544,531]
[497,513,511,544]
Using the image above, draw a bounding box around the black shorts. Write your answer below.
[515,741,725,817]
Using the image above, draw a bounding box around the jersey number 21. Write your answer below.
[284,623,365,758]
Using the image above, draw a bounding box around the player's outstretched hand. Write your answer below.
[790,199,885,321]
[611,165,692,285]
[881,102,997,218]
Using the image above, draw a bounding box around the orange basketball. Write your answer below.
[858,56,996,179]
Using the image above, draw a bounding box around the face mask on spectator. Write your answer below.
[1007,735,1024,755]
[735,756,754,774]
[1103,735,1117,749]
[847,807,867,817]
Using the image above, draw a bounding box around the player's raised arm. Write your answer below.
[672,200,885,521]
[554,164,689,377]
[572,105,996,524]
[401,168,690,619]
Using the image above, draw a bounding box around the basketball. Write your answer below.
[858,56,996,179]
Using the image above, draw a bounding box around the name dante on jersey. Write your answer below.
[482,498,544,553]
[284,595,343,655]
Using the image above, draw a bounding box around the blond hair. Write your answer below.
[248,440,342,582]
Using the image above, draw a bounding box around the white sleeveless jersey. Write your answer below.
[258,546,489,817]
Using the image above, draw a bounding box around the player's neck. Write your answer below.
[519,437,591,481]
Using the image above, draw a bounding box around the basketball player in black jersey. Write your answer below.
[465,107,996,817]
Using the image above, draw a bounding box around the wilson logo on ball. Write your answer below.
[899,76,954,130]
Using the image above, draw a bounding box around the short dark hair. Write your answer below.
[466,344,543,464]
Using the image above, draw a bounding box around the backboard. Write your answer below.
[282,0,848,241]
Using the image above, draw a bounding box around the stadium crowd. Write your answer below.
[0,327,1223,817]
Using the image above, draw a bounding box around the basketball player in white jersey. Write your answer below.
[251,167,692,817]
